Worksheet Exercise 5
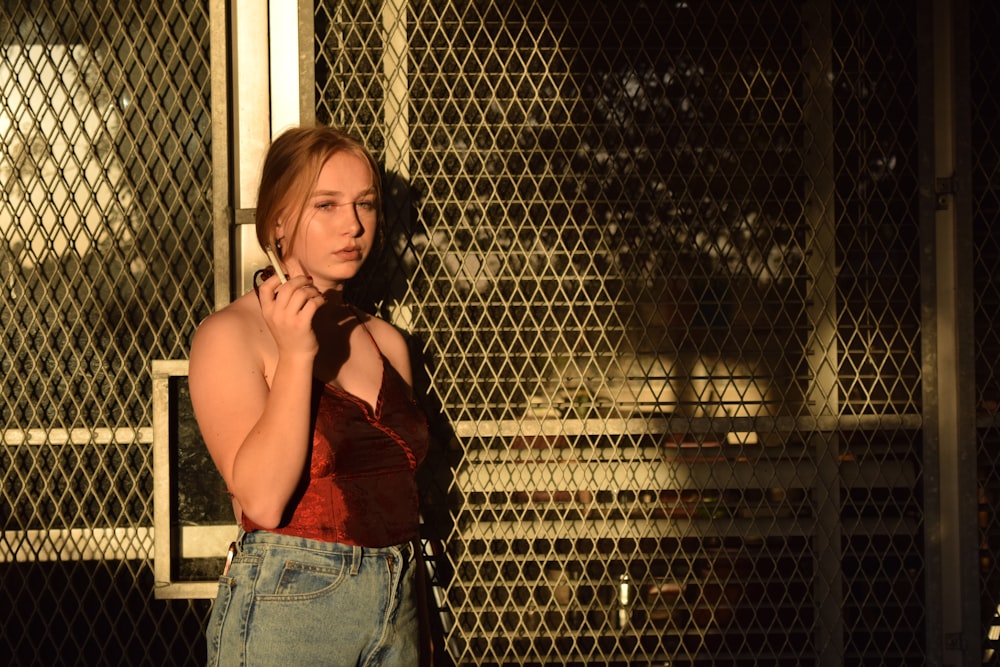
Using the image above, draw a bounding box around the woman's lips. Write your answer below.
[335,247,362,260]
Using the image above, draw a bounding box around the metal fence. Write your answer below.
[0,1,214,665]
[0,0,994,665]
[973,0,1000,664]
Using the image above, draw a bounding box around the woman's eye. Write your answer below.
[355,200,376,212]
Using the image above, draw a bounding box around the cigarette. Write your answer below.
[264,245,287,283]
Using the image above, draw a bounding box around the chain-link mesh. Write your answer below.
[3,0,990,665]
[973,0,1000,663]
[830,4,924,664]
[315,1,927,664]
[1,1,214,665]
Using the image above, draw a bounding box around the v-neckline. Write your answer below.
[316,304,386,417]
[322,353,386,418]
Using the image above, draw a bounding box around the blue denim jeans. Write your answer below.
[206,529,420,667]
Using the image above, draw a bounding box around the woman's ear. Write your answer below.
[273,220,285,257]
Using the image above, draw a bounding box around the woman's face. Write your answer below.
[280,150,378,290]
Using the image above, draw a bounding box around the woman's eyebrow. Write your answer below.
[311,186,376,198]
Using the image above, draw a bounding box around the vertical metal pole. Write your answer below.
[230,0,271,297]
[298,0,316,127]
[381,0,411,327]
[209,0,232,308]
[801,1,842,664]
[927,0,978,664]
[229,0,313,297]
[231,0,270,209]
[269,0,314,132]
[382,0,410,183]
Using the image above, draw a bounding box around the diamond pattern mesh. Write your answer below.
[1,1,213,665]
[973,1,1000,663]
[3,0,991,665]
[315,1,928,665]
[833,3,922,419]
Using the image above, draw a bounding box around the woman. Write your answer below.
[188,125,430,666]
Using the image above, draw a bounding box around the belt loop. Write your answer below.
[350,545,362,575]
[235,527,248,552]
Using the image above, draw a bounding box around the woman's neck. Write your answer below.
[319,283,346,307]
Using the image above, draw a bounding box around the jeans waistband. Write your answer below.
[234,528,416,575]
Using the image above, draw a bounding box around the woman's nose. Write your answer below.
[334,205,362,236]
[345,210,364,236]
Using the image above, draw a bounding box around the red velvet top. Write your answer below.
[241,336,430,547]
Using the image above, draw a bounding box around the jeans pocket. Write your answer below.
[262,559,348,600]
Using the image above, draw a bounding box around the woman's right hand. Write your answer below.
[256,272,325,360]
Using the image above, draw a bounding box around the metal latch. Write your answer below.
[935,176,954,210]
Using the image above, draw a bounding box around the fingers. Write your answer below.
[258,274,325,337]
[259,273,322,309]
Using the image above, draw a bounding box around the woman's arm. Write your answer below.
[188,273,324,528]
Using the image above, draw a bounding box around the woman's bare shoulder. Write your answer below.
[199,292,264,332]
[356,311,407,347]
[190,293,267,366]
